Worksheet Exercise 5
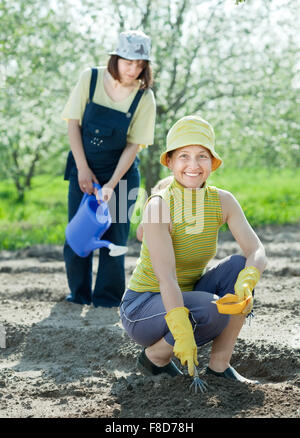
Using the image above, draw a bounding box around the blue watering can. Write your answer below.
[65,183,128,258]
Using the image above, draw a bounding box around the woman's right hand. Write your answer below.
[78,166,99,194]
[136,223,144,242]
[165,306,199,376]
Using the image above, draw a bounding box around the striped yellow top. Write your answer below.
[128,177,223,292]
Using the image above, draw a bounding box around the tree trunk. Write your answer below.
[139,145,163,196]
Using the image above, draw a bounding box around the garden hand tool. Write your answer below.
[164,306,198,377]
[65,183,128,258]
[213,293,252,315]
[189,365,208,394]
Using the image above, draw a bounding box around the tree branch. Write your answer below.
[25,150,40,189]
[140,0,151,29]
[166,0,189,97]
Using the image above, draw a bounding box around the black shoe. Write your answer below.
[137,349,183,377]
[66,295,91,305]
[205,366,259,384]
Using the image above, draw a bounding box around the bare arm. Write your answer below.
[143,197,184,312]
[68,119,99,193]
[144,197,199,376]
[219,189,267,274]
[102,142,139,202]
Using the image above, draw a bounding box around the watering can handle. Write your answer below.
[92,183,103,202]
[78,183,103,209]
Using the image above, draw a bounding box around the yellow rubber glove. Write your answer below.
[234,266,260,315]
[165,306,198,376]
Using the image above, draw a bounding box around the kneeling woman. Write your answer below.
[120,115,267,382]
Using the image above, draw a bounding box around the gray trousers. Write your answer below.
[120,255,246,347]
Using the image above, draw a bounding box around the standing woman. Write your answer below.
[62,31,156,308]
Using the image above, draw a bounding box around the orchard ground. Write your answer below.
[0,225,299,418]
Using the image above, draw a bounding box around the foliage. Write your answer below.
[0,0,107,200]
[108,0,300,192]
[0,169,299,250]
[0,175,68,249]
[1,1,69,200]
[0,0,299,200]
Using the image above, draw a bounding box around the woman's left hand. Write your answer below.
[234,266,260,301]
[100,182,115,203]
[234,266,260,315]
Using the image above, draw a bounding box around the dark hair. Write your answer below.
[107,55,153,89]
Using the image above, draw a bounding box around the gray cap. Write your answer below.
[109,30,151,61]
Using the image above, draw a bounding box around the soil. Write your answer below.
[0,225,299,419]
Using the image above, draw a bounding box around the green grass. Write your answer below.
[0,168,299,250]
[0,175,68,250]
[208,167,300,228]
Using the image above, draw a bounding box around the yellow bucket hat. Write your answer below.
[160,115,223,172]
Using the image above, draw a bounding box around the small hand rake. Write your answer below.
[189,366,208,394]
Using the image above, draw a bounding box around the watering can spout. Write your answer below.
[91,238,128,257]
[108,243,128,257]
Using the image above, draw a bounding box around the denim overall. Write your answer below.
[64,68,143,307]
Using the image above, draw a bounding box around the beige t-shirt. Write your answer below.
[61,66,156,147]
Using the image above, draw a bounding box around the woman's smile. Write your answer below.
[184,172,201,177]
[167,145,212,189]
